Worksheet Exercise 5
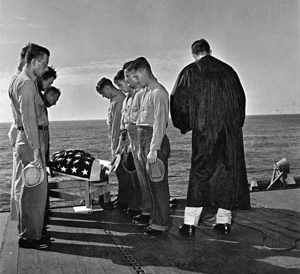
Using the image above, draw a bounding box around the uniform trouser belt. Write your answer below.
[137,125,152,129]
[18,125,49,131]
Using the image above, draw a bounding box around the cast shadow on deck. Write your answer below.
[42,204,300,274]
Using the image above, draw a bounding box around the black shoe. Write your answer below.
[132,214,150,224]
[111,199,127,209]
[122,207,130,213]
[213,223,231,235]
[116,202,129,210]
[170,203,177,209]
[18,238,51,249]
[127,209,142,218]
[170,198,177,204]
[179,224,196,237]
[101,202,115,210]
[145,227,164,236]
[128,208,142,217]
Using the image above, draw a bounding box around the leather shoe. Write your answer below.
[132,214,150,224]
[213,223,231,235]
[101,202,115,210]
[18,238,51,249]
[145,227,164,236]
[127,209,142,218]
[112,200,128,210]
[179,224,196,236]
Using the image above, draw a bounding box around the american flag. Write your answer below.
[50,149,95,179]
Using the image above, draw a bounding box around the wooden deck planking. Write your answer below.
[79,214,135,274]
[56,217,96,274]
[18,248,40,274]
[36,249,64,274]
[48,211,134,274]
[0,213,9,250]
[0,214,18,274]
[0,189,300,274]
[36,222,64,274]
[49,213,103,274]
[71,217,123,274]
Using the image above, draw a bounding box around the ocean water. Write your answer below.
[0,114,300,211]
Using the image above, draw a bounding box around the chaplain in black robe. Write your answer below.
[171,39,250,235]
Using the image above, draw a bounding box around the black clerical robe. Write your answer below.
[171,55,250,210]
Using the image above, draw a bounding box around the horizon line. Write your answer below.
[0,113,300,124]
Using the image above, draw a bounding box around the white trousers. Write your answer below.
[183,207,232,226]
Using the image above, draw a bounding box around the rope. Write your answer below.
[94,218,146,274]
[234,217,300,251]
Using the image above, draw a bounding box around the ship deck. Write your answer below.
[0,187,300,274]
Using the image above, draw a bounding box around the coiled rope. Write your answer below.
[233,197,300,251]
[234,217,300,251]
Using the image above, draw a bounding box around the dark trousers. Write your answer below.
[115,160,132,206]
[127,123,151,213]
[138,126,170,231]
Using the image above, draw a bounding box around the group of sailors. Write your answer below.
[96,57,171,235]
[96,38,250,237]
[8,38,250,249]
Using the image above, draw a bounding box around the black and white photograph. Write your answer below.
[0,0,299,273]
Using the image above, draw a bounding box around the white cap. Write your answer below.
[22,163,45,188]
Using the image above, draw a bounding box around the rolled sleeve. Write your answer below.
[110,101,123,155]
[150,90,169,151]
[18,80,40,149]
[120,99,127,131]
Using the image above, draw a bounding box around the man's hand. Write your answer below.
[147,150,157,164]
[32,148,42,168]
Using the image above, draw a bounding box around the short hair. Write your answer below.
[18,43,30,71]
[20,43,30,60]
[122,61,133,70]
[45,86,61,96]
[96,77,113,93]
[191,39,210,55]
[42,66,57,80]
[126,57,151,73]
[25,43,50,64]
[113,70,125,84]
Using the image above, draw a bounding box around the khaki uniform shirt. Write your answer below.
[10,69,48,150]
[107,92,125,156]
[120,92,133,130]
[120,88,145,129]
[8,70,21,148]
[137,82,169,151]
[129,88,146,124]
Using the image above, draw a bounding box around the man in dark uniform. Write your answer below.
[171,39,250,236]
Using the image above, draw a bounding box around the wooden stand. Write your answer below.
[48,173,110,213]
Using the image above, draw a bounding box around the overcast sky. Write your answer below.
[0,0,299,122]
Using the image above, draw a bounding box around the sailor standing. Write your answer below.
[126,57,171,235]
[10,43,51,248]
